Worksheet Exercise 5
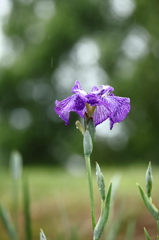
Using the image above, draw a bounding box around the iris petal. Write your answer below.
[55,94,86,125]
[91,85,114,96]
[87,94,130,128]
[92,105,110,126]
[107,96,131,129]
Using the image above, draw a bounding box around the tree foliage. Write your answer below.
[0,0,159,165]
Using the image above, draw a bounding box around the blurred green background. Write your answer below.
[1,0,159,167]
[1,0,159,239]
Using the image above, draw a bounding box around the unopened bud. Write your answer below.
[75,121,85,135]
[83,130,93,156]
[96,162,105,201]
[146,162,153,198]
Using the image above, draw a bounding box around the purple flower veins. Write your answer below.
[55,81,130,130]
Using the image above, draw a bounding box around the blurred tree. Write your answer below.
[0,0,159,165]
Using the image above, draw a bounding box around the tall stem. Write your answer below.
[85,155,96,229]
[157,220,159,239]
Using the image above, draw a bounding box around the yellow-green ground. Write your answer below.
[0,164,159,240]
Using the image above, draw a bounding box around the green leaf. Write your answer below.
[96,162,105,201]
[0,204,19,240]
[144,228,151,240]
[83,130,93,156]
[124,220,135,240]
[146,162,153,199]
[40,229,47,240]
[10,150,23,230]
[23,173,32,240]
[93,182,112,240]
[137,184,159,220]
[107,203,124,240]
[10,150,22,180]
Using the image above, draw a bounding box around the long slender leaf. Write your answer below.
[125,220,135,240]
[23,172,32,240]
[137,184,159,220]
[40,229,47,240]
[96,162,105,202]
[93,182,112,240]
[10,150,23,230]
[107,202,124,240]
[144,228,151,240]
[0,204,19,240]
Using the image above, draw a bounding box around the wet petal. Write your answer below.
[90,94,130,128]
[104,96,130,129]
[91,85,114,96]
[55,81,130,128]
[92,104,110,126]
[54,94,86,124]
[72,80,87,96]
[91,86,99,92]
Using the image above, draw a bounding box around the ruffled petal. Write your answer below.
[55,81,130,128]
[86,93,99,106]
[72,81,87,97]
[91,85,114,96]
[92,104,111,126]
[88,94,130,128]
[72,81,82,93]
[91,86,99,92]
[100,96,130,129]
[100,85,114,96]
[54,94,87,125]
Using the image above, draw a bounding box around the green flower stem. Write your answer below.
[85,155,96,229]
[157,220,159,239]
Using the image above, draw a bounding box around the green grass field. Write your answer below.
[0,164,159,240]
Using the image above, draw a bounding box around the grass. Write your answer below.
[0,163,159,240]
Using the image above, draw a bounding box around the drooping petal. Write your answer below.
[92,104,111,126]
[87,93,130,128]
[107,96,131,129]
[54,94,86,125]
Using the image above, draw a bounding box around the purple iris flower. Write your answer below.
[55,81,130,129]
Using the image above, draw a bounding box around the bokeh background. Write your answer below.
[0,0,159,239]
[1,0,159,166]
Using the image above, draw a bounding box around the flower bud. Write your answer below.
[96,162,105,201]
[75,121,85,135]
[83,130,93,156]
[146,162,153,198]
[84,112,95,142]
